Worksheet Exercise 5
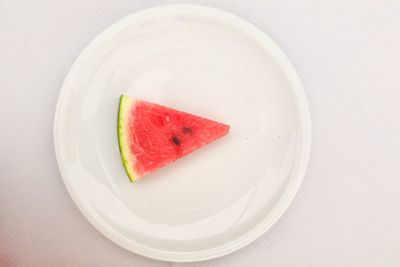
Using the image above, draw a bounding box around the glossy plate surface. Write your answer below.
[54,5,311,262]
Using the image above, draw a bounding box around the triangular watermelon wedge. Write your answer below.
[118,95,230,182]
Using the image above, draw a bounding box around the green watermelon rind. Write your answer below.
[118,95,137,182]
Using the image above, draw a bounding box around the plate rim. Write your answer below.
[54,4,312,262]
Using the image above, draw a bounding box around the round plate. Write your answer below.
[54,5,311,262]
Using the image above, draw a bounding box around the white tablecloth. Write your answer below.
[1,0,400,266]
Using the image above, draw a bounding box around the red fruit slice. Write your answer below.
[118,95,230,181]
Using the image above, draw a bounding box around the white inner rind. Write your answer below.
[118,95,138,182]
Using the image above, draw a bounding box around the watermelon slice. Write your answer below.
[118,95,230,182]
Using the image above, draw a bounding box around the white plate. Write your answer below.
[54,5,311,262]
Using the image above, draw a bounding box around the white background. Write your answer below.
[1,0,399,266]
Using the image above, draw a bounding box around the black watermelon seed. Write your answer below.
[171,136,181,146]
[182,126,193,134]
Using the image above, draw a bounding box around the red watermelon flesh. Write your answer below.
[118,95,230,181]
